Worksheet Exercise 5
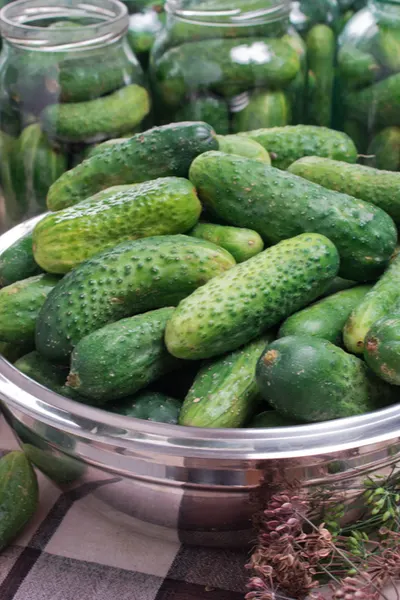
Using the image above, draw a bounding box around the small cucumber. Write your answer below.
[173,96,230,135]
[279,285,372,345]
[248,411,298,428]
[165,233,339,360]
[306,25,335,127]
[337,45,380,89]
[242,125,358,170]
[0,451,38,551]
[0,342,34,364]
[216,135,271,164]
[346,74,400,128]
[366,127,400,171]
[0,232,43,287]
[344,255,400,355]
[109,391,181,424]
[189,223,264,263]
[256,336,397,423]
[232,91,291,133]
[36,235,235,362]
[0,274,59,344]
[319,277,357,298]
[364,315,400,386]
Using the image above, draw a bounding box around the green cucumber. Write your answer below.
[35,235,235,362]
[0,451,38,551]
[375,25,400,73]
[127,8,165,66]
[319,277,357,298]
[346,74,400,128]
[0,132,23,223]
[173,96,230,135]
[34,177,201,274]
[232,91,291,133]
[47,122,218,211]
[282,31,307,125]
[337,45,380,89]
[248,410,298,427]
[278,285,372,345]
[256,336,397,423]
[189,223,264,263]
[344,254,400,355]
[306,25,335,127]
[109,391,181,424]
[216,135,271,164]
[342,120,369,154]
[165,233,339,360]
[179,334,273,428]
[288,156,400,225]
[0,341,34,364]
[0,274,59,344]
[41,84,150,144]
[0,232,43,287]
[242,125,358,170]
[366,127,400,171]
[364,315,400,385]
[189,151,397,281]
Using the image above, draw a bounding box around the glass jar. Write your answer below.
[290,0,340,37]
[126,1,166,69]
[0,0,150,232]
[149,0,307,134]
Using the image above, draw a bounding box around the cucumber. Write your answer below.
[47,122,218,210]
[165,233,339,360]
[21,444,85,486]
[189,223,264,263]
[288,157,400,225]
[242,125,358,170]
[0,232,43,287]
[0,451,38,551]
[232,91,291,133]
[375,25,400,73]
[364,315,400,385]
[173,96,230,135]
[34,177,201,274]
[109,391,181,424]
[319,277,357,298]
[0,132,24,223]
[216,135,271,164]
[282,31,307,125]
[255,336,397,423]
[278,285,372,345]
[0,341,34,364]
[127,8,165,67]
[337,45,380,89]
[248,410,298,427]
[366,127,400,171]
[342,120,369,154]
[41,84,150,144]
[306,25,335,127]
[346,74,400,128]
[35,235,235,362]
[344,254,400,355]
[189,151,397,281]
[0,274,59,344]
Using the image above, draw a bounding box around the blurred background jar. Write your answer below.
[150,0,307,134]
[290,0,339,37]
[0,0,150,232]
[126,1,166,70]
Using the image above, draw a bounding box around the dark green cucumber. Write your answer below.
[344,254,400,355]
[109,391,181,424]
[128,8,165,67]
[364,315,400,385]
[35,235,235,362]
[189,223,264,263]
[278,285,371,345]
[0,132,24,223]
[337,45,380,89]
[47,122,218,210]
[0,232,43,287]
[232,91,291,133]
[241,125,358,170]
[288,156,400,225]
[0,341,34,363]
[67,308,182,403]
[173,96,230,135]
[0,274,59,344]
[342,120,369,154]
[306,25,335,127]
[189,151,397,281]
[256,336,397,423]
[165,233,339,360]
[179,334,273,428]
[282,31,307,125]
[34,177,201,274]
[248,410,298,427]
[346,74,400,127]
[41,84,150,144]
[319,277,357,298]
[366,127,400,171]
[216,135,271,164]
[0,451,38,551]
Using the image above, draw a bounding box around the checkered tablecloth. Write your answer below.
[0,416,248,600]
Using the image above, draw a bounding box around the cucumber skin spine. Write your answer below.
[364,316,400,386]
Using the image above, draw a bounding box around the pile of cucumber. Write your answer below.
[1,120,400,429]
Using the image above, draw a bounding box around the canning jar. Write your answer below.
[337,0,400,165]
[0,0,150,232]
[150,0,307,133]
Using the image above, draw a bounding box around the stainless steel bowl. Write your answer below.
[2,216,400,548]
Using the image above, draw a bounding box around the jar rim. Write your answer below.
[165,0,291,26]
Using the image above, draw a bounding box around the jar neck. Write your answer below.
[0,0,129,52]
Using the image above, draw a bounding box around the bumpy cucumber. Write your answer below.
[306,25,335,127]
[189,151,397,281]
[256,336,397,423]
[279,285,371,345]
[152,38,300,107]
[36,235,235,362]
[0,232,43,287]
[41,84,150,143]
[346,74,400,127]
[232,91,291,133]
[344,254,400,355]
[0,274,59,344]
[190,223,264,263]
[216,135,271,164]
[366,127,400,171]
[179,334,273,428]
[0,451,38,551]
[242,125,358,170]
[248,411,298,427]
[364,315,400,385]
[375,25,400,73]
[110,391,181,424]
[288,156,400,225]
[34,177,201,274]
[47,122,218,210]
[337,45,380,89]
[165,233,339,360]
[173,96,230,135]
